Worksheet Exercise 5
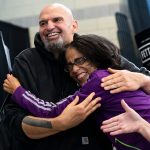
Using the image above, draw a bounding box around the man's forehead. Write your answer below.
[39,5,73,20]
[39,14,63,21]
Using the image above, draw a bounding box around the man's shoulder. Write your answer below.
[14,48,42,63]
[16,48,37,58]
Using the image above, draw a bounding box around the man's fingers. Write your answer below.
[85,97,101,111]
[86,103,101,117]
[85,97,101,116]
[80,92,95,107]
[68,96,79,106]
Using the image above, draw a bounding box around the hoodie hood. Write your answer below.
[34,32,45,50]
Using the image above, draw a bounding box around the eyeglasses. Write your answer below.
[64,56,87,72]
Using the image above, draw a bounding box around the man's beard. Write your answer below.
[44,38,65,59]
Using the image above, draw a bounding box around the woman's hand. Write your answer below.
[3,74,21,94]
[101,100,144,135]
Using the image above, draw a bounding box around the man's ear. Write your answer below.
[72,20,78,33]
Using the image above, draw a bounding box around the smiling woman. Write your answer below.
[3,34,150,149]
[65,49,96,86]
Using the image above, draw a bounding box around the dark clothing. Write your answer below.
[1,33,150,150]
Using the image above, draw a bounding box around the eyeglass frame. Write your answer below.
[64,56,88,72]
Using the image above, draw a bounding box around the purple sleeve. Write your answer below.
[11,86,76,118]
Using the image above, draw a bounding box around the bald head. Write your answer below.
[39,3,74,20]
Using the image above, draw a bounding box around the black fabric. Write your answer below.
[0,20,30,64]
[0,21,30,150]
[0,33,9,107]
[0,21,30,107]
[120,55,150,75]
[0,32,12,150]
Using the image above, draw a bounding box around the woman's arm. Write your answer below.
[3,74,100,118]
[100,100,150,142]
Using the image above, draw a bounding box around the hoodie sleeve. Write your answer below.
[120,55,150,76]
[3,49,39,142]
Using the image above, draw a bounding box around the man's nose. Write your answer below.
[47,20,55,30]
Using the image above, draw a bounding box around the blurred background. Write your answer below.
[1,0,150,105]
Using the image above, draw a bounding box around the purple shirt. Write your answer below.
[12,69,150,149]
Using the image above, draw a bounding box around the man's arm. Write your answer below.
[21,93,101,139]
[101,56,150,94]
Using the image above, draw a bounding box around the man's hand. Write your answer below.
[101,68,150,94]
[3,74,21,94]
[55,92,101,131]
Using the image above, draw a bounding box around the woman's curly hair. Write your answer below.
[66,34,122,69]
